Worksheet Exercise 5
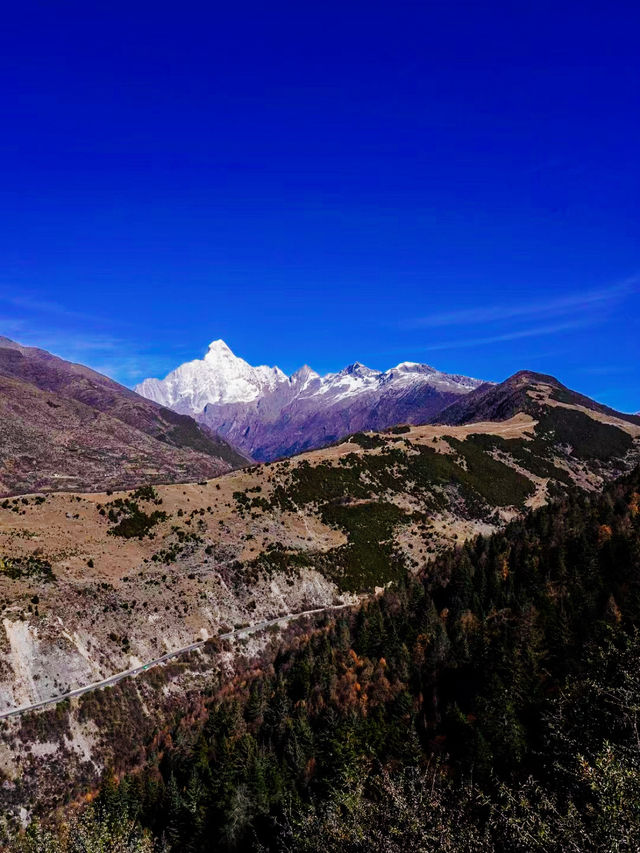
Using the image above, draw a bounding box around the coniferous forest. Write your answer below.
[21,466,640,851]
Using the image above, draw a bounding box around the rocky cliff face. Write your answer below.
[136,341,485,460]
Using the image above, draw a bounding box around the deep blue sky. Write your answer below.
[1,1,638,410]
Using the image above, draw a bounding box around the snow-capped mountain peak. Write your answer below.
[135,341,486,460]
[291,365,320,385]
[206,338,233,355]
[392,361,432,372]
[338,362,379,378]
[136,340,288,411]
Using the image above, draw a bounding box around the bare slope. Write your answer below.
[0,338,248,495]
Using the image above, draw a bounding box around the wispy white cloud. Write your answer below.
[89,359,158,384]
[1,316,177,385]
[415,318,597,353]
[0,291,112,325]
[0,287,144,381]
[4,330,123,354]
[577,365,636,377]
[8,330,176,385]
[0,316,25,335]
[405,277,638,329]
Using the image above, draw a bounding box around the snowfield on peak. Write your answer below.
[135,340,485,461]
[136,339,289,410]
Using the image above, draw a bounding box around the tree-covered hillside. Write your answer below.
[18,465,640,851]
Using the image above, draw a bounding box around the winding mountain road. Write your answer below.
[0,603,352,720]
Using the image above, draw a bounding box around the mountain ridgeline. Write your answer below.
[135,340,485,460]
[428,369,640,480]
[433,368,640,430]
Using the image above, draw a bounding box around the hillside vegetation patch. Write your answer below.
[105,488,168,539]
[0,555,54,581]
[535,407,634,460]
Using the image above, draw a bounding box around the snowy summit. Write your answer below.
[135,340,485,461]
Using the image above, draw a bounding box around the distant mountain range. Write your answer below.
[136,340,485,460]
[0,337,248,495]
[2,335,637,497]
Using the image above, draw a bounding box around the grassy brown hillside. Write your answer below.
[0,395,637,711]
[0,338,248,496]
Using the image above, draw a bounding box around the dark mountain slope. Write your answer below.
[433,369,640,428]
[431,370,640,469]
[0,338,248,495]
[57,463,640,851]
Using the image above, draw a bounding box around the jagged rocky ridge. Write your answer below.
[136,340,484,460]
